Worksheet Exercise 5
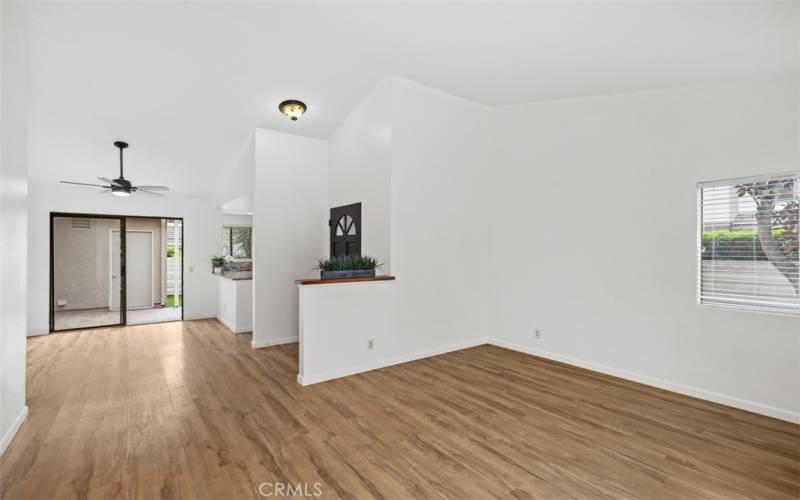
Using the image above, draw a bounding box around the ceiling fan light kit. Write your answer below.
[60,141,170,197]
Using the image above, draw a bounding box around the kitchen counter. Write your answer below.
[216,271,252,280]
[216,275,253,333]
[296,275,395,286]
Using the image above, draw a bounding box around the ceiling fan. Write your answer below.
[60,141,170,197]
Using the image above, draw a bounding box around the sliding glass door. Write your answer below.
[123,217,183,325]
[51,215,125,331]
[50,213,185,332]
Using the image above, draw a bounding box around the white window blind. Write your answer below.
[697,173,799,314]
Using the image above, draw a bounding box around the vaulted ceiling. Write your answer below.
[23,2,799,197]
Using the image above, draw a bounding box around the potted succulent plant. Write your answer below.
[316,255,381,280]
[211,255,227,274]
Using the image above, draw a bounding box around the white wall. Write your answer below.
[487,77,800,422]
[300,77,489,381]
[217,133,254,208]
[27,182,221,335]
[221,193,253,215]
[298,280,399,385]
[222,213,252,227]
[1,1,29,455]
[329,78,392,271]
[389,76,490,352]
[252,128,328,347]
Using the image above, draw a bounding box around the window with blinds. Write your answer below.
[697,173,799,314]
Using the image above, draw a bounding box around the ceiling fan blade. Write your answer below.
[136,189,163,197]
[98,177,122,187]
[61,181,110,188]
[133,185,169,191]
[98,188,112,194]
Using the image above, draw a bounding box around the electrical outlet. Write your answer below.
[367,339,375,350]
[534,328,541,339]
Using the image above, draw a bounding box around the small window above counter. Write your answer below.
[221,225,252,260]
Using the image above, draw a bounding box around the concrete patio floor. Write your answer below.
[53,306,182,330]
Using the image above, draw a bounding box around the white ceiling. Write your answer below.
[23,2,799,198]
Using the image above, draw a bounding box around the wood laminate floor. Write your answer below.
[1,319,797,499]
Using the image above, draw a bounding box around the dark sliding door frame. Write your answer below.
[49,212,185,333]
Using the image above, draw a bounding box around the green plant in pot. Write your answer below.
[211,255,227,274]
[316,255,381,280]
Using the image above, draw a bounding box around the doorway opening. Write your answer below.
[49,213,184,332]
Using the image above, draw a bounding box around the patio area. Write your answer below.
[53,306,182,330]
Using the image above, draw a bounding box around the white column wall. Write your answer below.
[299,77,490,383]
[251,128,328,347]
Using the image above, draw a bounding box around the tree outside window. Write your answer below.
[221,226,252,259]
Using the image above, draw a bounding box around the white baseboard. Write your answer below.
[0,405,28,457]
[183,315,217,321]
[298,338,486,386]
[488,338,800,424]
[217,316,235,332]
[252,336,298,349]
[216,317,251,334]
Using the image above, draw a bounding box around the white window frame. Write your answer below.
[696,171,799,316]
[221,225,253,262]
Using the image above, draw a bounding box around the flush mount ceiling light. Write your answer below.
[279,99,307,121]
